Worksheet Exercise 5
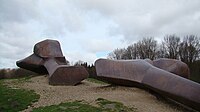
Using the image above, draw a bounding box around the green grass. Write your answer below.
[96,98,137,112]
[33,101,103,112]
[86,78,108,85]
[0,80,40,112]
[33,98,137,112]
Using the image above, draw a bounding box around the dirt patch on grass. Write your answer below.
[5,75,189,112]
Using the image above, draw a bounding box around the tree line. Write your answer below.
[74,61,97,78]
[108,34,200,64]
[0,68,40,79]
[107,34,200,83]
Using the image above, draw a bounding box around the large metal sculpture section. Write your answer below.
[16,39,88,85]
[153,58,190,78]
[95,59,200,111]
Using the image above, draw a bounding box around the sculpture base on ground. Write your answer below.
[16,39,89,85]
[48,66,88,85]
[95,59,200,111]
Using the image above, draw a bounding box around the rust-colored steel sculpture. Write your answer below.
[16,39,88,85]
[144,58,190,78]
[153,58,190,78]
[95,59,200,111]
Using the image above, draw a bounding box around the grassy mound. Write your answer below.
[0,80,40,112]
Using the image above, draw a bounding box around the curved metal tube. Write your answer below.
[95,59,200,111]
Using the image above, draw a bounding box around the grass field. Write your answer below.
[0,79,40,112]
[0,76,195,112]
[0,77,137,112]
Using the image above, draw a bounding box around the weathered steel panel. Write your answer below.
[16,39,88,85]
[95,59,200,111]
[153,58,190,78]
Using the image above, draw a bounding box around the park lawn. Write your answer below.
[0,79,40,112]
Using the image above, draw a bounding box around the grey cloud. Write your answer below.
[37,0,85,35]
[1,0,200,68]
[77,0,200,42]
[0,0,88,68]
[0,0,38,23]
[81,39,114,53]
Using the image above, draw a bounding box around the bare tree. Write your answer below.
[162,35,180,59]
[179,35,200,63]
[136,37,157,60]
[123,43,138,59]
[157,42,168,58]
[74,60,84,66]
[107,34,200,63]
[107,48,126,60]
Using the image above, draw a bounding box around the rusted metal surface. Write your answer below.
[144,58,190,78]
[34,39,64,58]
[16,54,47,74]
[16,39,88,85]
[153,58,190,78]
[95,59,200,111]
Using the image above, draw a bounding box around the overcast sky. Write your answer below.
[0,0,200,68]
